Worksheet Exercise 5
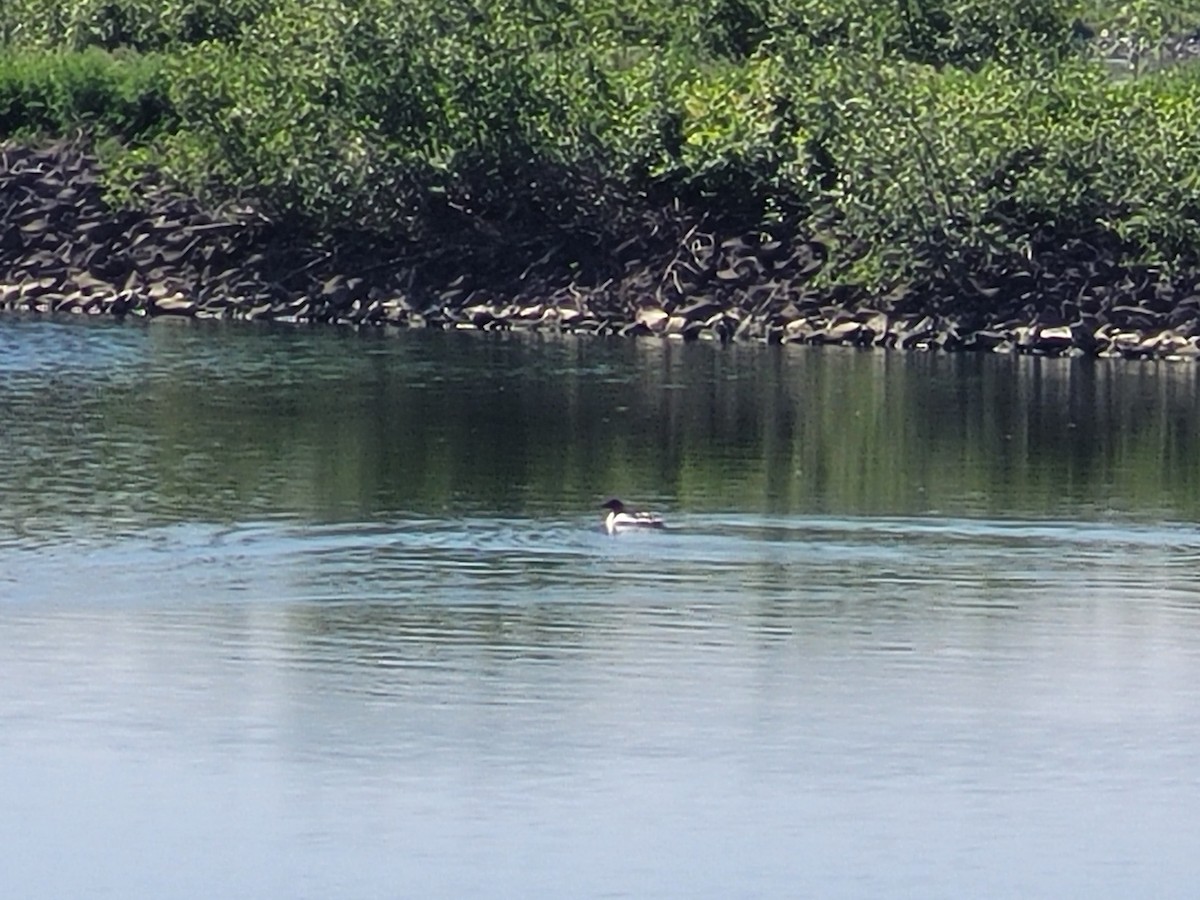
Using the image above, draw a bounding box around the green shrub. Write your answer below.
[5,0,1200,288]
[0,47,173,139]
[0,0,274,51]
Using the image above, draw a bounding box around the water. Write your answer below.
[3,316,1200,898]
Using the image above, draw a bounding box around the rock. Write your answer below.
[1034,324,1075,353]
[1144,330,1187,356]
[6,139,1200,357]
[466,304,494,328]
[823,319,865,344]
[898,315,937,349]
[1109,305,1160,330]
[152,293,197,316]
[703,312,734,342]
[55,291,88,313]
[1174,337,1200,358]
[790,241,828,279]
[1111,330,1148,356]
[634,306,669,334]
[675,298,724,322]
[784,318,814,343]
[756,239,788,263]
[620,321,651,337]
[662,315,685,336]
[245,301,277,321]
[860,310,890,342]
[734,316,764,341]
[715,265,746,285]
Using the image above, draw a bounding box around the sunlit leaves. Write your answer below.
[0,46,171,138]
[0,0,273,51]
[4,0,1200,277]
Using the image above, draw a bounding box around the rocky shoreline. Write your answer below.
[5,138,1200,360]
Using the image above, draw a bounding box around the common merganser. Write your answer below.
[602,498,666,534]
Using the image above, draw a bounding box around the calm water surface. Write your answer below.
[2,316,1200,898]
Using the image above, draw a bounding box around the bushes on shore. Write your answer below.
[3,0,1200,292]
[0,0,271,51]
[0,47,172,139]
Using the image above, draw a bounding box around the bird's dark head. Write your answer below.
[601,498,626,512]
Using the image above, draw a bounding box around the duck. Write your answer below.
[602,498,666,534]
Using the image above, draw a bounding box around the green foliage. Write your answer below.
[1096,67,1200,262]
[763,0,1076,68]
[0,47,172,138]
[773,53,1200,285]
[1077,0,1200,41]
[667,55,805,196]
[4,0,1200,282]
[152,0,567,230]
[0,0,274,51]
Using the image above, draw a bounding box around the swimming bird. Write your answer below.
[602,498,666,534]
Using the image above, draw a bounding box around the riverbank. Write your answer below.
[5,138,1200,360]
[6,2,1200,360]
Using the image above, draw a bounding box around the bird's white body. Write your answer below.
[602,499,665,534]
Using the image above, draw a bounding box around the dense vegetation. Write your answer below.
[3,0,1200,294]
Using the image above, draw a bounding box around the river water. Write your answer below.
[2,316,1199,898]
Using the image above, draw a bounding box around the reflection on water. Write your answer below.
[3,317,1200,898]
[4,315,1200,537]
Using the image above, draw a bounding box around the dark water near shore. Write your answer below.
[3,316,1200,898]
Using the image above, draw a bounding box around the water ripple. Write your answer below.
[6,512,1199,617]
